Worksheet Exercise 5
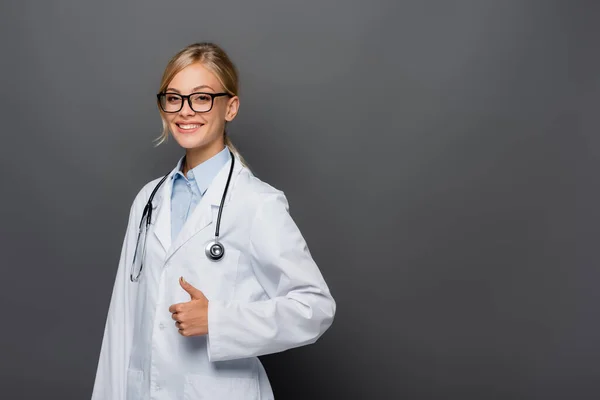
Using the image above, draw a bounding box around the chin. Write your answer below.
[169,123,225,152]
[173,136,207,149]
[172,134,222,152]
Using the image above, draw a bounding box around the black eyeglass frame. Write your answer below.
[156,92,231,113]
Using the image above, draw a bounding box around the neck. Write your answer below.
[182,141,226,175]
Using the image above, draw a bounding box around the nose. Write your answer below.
[179,99,195,116]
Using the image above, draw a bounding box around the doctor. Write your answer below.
[91,42,336,400]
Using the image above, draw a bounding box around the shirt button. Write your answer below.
[159,323,165,330]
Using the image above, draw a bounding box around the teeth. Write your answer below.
[179,124,201,129]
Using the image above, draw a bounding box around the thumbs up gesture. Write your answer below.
[169,277,209,337]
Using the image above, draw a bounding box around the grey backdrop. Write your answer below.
[1,0,599,399]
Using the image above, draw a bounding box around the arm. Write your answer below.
[91,199,140,399]
[207,191,336,362]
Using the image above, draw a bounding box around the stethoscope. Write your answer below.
[130,150,235,282]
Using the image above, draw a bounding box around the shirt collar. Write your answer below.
[172,146,231,196]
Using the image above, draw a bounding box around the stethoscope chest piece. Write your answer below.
[205,240,225,261]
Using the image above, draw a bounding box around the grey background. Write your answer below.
[0,0,599,399]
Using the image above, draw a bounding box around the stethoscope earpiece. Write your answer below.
[205,241,225,261]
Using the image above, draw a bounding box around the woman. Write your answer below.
[91,42,336,399]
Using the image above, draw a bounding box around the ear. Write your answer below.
[225,96,239,122]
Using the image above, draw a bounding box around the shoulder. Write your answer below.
[127,175,169,216]
[234,168,289,212]
[138,176,167,202]
[234,169,305,246]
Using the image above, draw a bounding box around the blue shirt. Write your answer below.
[170,146,230,241]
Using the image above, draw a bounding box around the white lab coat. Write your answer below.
[91,152,336,400]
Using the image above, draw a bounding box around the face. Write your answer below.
[162,63,239,155]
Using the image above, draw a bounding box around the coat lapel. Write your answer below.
[165,153,243,261]
[151,160,185,255]
[151,177,173,254]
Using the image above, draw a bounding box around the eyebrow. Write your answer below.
[165,85,216,93]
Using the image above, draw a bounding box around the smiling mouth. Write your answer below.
[177,123,203,130]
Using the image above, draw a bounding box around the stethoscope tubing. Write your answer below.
[130,150,235,282]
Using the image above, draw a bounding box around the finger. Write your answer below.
[172,312,184,321]
[179,277,205,300]
[169,303,185,314]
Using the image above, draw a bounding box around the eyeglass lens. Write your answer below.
[160,93,214,113]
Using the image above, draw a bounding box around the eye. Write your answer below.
[166,95,181,103]
[192,93,211,102]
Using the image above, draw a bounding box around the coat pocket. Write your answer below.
[180,245,242,302]
[126,369,144,400]
[183,373,259,400]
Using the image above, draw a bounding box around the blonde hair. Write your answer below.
[155,42,248,167]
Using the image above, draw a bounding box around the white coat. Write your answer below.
[91,151,336,400]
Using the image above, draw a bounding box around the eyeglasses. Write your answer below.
[157,92,230,113]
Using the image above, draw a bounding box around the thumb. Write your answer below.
[180,277,204,300]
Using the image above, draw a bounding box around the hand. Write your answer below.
[168,277,209,337]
